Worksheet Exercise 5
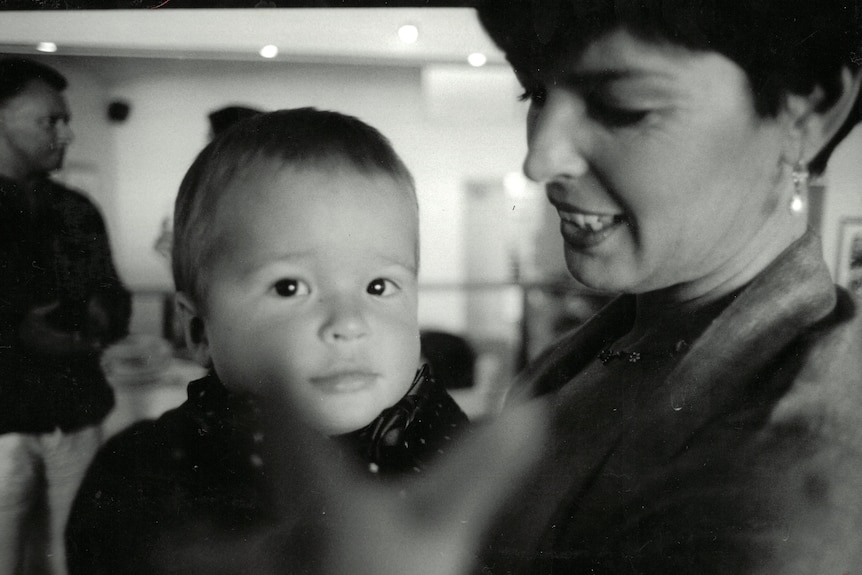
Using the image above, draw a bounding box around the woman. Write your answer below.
[472,0,862,572]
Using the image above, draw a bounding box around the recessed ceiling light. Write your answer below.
[398,24,419,45]
[259,44,278,59]
[468,52,487,67]
[37,42,58,53]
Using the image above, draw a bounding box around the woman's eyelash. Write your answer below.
[518,86,547,105]
[519,86,648,128]
[587,99,651,127]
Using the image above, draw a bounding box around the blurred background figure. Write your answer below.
[0,58,131,574]
[207,104,263,140]
[153,103,263,263]
[152,103,263,349]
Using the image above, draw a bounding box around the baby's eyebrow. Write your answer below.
[376,256,418,276]
[240,249,314,275]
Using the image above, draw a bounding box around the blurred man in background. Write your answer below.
[0,58,130,574]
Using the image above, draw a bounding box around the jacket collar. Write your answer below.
[636,230,836,460]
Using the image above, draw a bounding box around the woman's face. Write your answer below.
[523,27,802,298]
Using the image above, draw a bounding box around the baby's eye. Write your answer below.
[272,278,310,298]
[366,278,398,297]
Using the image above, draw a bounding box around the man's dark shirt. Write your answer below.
[0,175,131,434]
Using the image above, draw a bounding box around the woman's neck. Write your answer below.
[628,216,807,341]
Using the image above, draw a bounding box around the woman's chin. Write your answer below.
[565,259,630,295]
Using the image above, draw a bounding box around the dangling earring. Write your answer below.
[790,161,809,215]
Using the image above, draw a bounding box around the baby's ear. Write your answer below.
[175,292,212,368]
[784,66,862,166]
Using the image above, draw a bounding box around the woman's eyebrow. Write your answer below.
[558,68,673,87]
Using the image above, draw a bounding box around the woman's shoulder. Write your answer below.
[768,284,862,430]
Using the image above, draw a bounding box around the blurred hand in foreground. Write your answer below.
[150,398,547,575]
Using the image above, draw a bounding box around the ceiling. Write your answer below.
[2,1,480,7]
[0,5,504,68]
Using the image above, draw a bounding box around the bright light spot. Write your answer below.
[259,45,279,59]
[36,42,58,53]
[468,52,487,67]
[398,24,419,44]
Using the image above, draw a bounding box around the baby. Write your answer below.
[65,108,468,574]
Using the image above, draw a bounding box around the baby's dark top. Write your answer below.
[65,368,468,575]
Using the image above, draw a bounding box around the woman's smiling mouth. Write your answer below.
[555,207,627,249]
[558,210,625,233]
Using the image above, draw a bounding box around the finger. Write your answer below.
[404,399,549,571]
[259,387,348,519]
[413,399,548,521]
[314,400,549,575]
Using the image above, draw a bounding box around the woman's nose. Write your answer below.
[523,92,589,183]
[320,297,369,343]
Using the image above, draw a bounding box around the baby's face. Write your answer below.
[201,163,420,435]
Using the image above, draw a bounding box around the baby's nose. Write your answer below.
[320,299,369,342]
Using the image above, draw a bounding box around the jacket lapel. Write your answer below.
[484,295,638,563]
[624,231,837,463]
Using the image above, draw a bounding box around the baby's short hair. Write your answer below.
[172,107,416,306]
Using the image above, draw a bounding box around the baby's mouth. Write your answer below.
[310,370,379,393]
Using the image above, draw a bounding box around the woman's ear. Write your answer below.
[785,67,862,166]
[175,292,213,369]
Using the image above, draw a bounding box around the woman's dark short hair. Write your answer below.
[478,0,862,172]
[173,107,416,306]
[0,58,67,105]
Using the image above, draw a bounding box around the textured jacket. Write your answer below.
[480,231,862,573]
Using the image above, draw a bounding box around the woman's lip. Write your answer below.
[549,195,622,218]
[309,371,378,393]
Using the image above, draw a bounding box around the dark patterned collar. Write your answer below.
[185,365,469,478]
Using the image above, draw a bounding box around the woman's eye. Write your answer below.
[587,99,650,128]
[519,85,547,106]
[273,279,310,298]
[367,278,397,297]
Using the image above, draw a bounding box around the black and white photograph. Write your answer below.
[1,2,862,574]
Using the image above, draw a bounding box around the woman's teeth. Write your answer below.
[560,212,622,232]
